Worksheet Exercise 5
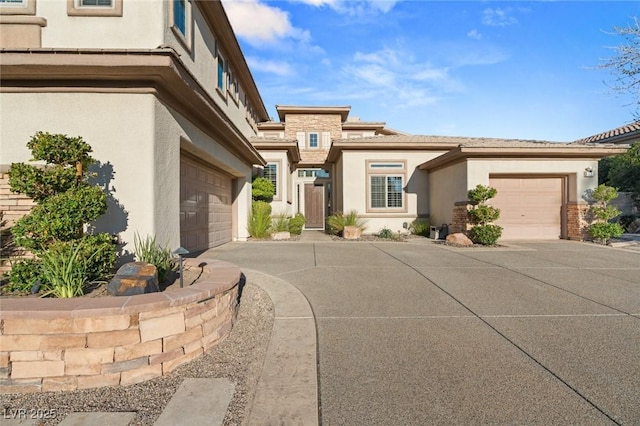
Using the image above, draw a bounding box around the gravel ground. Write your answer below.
[0,282,275,426]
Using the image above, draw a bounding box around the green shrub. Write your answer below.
[248,201,272,238]
[133,233,175,282]
[288,213,305,235]
[40,241,91,298]
[588,222,624,244]
[467,184,502,246]
[469,224,503,246]
[377,227,394,239]
[409,218,430,236]
[271,213,290,233]
[252,177,274,203]
[6,258,42,294]
[11,185,107,251]
[587,184,624,244]
[327,211,367,236]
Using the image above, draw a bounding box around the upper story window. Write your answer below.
[1,0,36,15]
[67,0,123,16]
[217,55,227,93]
[308,133,319,149]
[170,0,191,50]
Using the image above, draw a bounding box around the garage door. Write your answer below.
[180,154,232,251]
[489,177,563,240]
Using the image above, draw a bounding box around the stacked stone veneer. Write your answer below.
[1,171,35,274]
[449,202,474,234]
[567,202,590,241]
[283,113,343,164]
[0,258,240,394]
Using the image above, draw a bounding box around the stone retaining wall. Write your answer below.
[0,258,240,393]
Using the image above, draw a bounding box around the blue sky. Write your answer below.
[222,1,639,142]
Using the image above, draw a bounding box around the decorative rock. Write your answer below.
[446,233,473,247]
[271,231,291,241]
[343,226,362,240]
[108,262,159,296]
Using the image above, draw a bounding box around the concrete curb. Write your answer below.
[244,269,319,426]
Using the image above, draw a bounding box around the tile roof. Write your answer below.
[573,121,640,144]
[333,134,565,147]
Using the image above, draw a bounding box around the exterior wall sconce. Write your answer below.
[584,167,594,178]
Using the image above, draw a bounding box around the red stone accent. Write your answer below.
[450,202,473,235]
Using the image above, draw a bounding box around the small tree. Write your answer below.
[587,184,625,244]
[467,184,502,245]
[7,132,116,295]
[247,176,275,238]
[252,177,275,203]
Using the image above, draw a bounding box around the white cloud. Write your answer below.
[467,29,482,40]
[221,0,310,45]
[246,57,295,76]
[482,8,518,27]
[295,0,399,15]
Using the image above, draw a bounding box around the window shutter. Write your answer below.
[322,132,331,149]
[296,132,305,149]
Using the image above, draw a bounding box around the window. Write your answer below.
[217,55,226,92]
[174,0,186,35]
[67,0,122,16]
[264,162,279,199]
[170,0,191,49]
[297,169,330,178]
[367,161,406,211]
[1,0,36,15]
[308,133,319,149]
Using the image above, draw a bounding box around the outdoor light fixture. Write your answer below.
[584,167,594,178]
[173,247,190,288]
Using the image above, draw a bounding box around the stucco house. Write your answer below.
[253,105,627,240]
[0,0,270,253]
[0,0,629,256]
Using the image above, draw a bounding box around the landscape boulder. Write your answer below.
[108,262,159,296]
[343,226,362,240]
[445,233,473,247]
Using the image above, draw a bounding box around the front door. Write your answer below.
[304,183,324,228]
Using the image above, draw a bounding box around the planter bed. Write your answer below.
[0,258,241,394]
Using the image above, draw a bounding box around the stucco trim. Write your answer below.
[0,15,45,25]
[327,142,459,163]
[0,49,266,167]
[251,140,301,164]
[66,0,123,17]
[418,146,629,171]
[276,105,351,122]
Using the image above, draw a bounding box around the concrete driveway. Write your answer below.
[207,238,640,425]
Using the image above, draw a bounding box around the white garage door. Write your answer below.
[489,177,563,240]
[180,154,232,252]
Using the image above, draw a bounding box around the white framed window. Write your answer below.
[308,133,319,149]
[366,161,406,212]
[264,162,280,200]
[1,0,36,15]
[170,0,191,50]
[67,0,122,16]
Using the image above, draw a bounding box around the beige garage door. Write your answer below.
[180,154,232,252]
[489,177,563,240]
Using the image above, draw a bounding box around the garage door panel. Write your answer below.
[180,155,233,252]
[489,177,563,240]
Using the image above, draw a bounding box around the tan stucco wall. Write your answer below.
[0,92,157,251]
[428,161,468,227]
[339,150,445,233]
[38,0,163,49]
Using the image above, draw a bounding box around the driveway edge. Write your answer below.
[244,269,319,426]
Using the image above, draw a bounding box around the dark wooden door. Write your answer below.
[304,184,324,228]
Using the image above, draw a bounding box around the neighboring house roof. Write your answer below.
[573,121,640,145]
